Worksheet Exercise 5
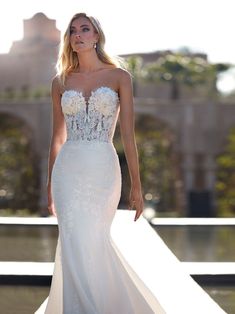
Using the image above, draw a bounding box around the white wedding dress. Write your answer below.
[35,86,227,314]
[35,86,165,314]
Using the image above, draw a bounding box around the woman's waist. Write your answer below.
[63,139,114,148]
[54,139,120,171]
[59,139,118,157]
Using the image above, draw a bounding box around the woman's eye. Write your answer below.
[70,27,89,35]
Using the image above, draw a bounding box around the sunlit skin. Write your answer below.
[70,17,99,53]
[47,16,144,221]
[69,17,101,73]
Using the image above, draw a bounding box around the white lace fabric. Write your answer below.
[61,86,120,142]
[33,85,167,314]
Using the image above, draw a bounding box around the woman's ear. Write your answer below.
[95,32,99,43]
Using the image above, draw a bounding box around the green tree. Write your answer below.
[113,114,183,214]
[143,53,231,100]
[0,114,40,214]
[216,127,235,216]
[124,56,143,97]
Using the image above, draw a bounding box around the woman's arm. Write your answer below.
[47,76,67,216]
[118,69,144,221]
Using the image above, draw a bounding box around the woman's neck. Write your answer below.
[76,50,104,73]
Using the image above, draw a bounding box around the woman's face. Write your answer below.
[69,17,99,52]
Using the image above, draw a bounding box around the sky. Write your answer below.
[0,0,235,92]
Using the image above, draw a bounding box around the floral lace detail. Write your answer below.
[61,86,120,142]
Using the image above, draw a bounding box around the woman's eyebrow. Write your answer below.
[70,24,90,30]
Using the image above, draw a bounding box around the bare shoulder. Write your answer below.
[51,75,62,94]
[113,68,132,91]
[113,67,131,79]
[109,68,131,90]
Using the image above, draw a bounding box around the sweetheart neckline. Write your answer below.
[61,86,119,107]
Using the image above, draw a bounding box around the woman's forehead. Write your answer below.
[71,17,91,28]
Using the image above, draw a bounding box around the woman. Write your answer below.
[35,12,165,313]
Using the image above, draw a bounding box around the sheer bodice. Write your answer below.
[61,86,120,142]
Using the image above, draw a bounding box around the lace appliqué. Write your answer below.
[61,86,120,142]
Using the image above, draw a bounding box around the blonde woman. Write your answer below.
[35,12,165,314]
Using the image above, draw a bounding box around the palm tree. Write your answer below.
[142,53,231,100]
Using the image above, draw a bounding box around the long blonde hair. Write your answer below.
[56,12,125,85]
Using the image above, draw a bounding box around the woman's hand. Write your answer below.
[47,184,57,217]
[128,185,144,221]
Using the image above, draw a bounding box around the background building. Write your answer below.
[0,12,234,217]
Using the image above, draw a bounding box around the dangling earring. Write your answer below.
[94,42,97,49]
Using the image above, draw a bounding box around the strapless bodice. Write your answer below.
[61,86,120,143]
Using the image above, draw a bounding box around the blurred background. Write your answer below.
[0,1,235,313]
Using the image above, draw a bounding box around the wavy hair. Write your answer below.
[56,12,125,85]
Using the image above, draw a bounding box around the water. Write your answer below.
[0,285,49,314]
[1,224,235,262]
[204,285,235,314]
[154,225,235,262]
[0,225,58,261]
